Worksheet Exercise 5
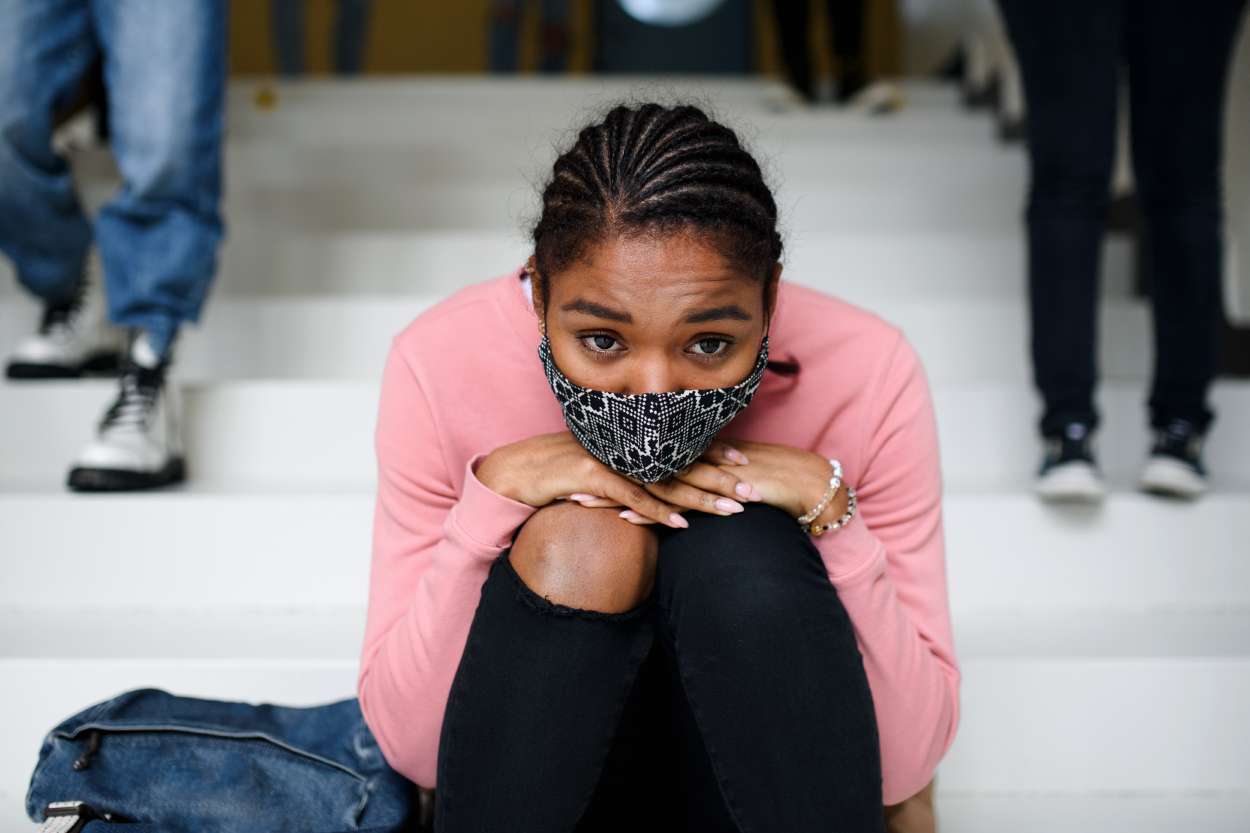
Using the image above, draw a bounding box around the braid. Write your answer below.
[532,104,782,300]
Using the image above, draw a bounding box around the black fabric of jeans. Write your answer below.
[435,504,883,833]
[771,0,866,90]
[997,0,1248,435]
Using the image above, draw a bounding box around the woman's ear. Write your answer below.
[526,257,546,332]
[765,263,782,322]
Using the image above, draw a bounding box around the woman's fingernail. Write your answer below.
[749,487,763,502]
[619,510,641,519]
[724,447,741,462]
[555,495,570,500]
[734,482,752,498]
[715,498,744,514]
[670,513,689,529]
[569,493,597,502]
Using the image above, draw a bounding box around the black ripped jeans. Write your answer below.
[434,504,883,832]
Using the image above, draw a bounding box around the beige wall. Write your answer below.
[230,0,900,77]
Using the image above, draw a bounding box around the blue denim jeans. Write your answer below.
[26,689,414,833]
[0,0,227,358]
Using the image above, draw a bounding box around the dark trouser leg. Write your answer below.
[333,0,374,75]
[997,0,1124,436]
[435,555,654,833]
[1126,0,1248,431]
[651,505,883,831]
[272,0,305,75]
[826,0,865,77]
[771,0,814,98]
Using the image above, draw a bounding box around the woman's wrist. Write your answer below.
[789,451,845,519]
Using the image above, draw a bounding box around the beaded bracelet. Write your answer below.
[802,487,857,536]
[797,460,843,526]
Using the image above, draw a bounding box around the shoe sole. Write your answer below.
[6,352,123,380]
[1138,456,1207,499]
[1036,461,1107,504]
[67,458,186,492]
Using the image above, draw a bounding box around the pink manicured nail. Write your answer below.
[734,482,752,499]
[724,447,749,465]
[555,495,570,500]
[669,513,689,528]
[569,493,597,502]
[749,487,763,502]
[619,510,641,519]
[715,498,744,514]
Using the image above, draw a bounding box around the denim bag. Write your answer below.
[26,689,415,833]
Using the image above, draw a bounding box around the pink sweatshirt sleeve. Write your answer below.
[810,335,959,805]
[358,344,537,788]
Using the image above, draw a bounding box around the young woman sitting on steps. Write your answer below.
[358,103,958,831]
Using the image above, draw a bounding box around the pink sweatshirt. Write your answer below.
[359,271,959,805]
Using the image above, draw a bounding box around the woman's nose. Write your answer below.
[627,354,684,395]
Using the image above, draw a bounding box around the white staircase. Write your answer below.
[1,78,1247,831]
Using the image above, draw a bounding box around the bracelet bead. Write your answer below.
[797,460,843,525]
[802,487,857,536]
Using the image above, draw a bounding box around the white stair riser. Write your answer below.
[0,288,1150,384]
[1,232,1140,303]
[4,381,1247,487]
[941,658,1250,792]
[0,493,373,608]
[2,493,1247,610]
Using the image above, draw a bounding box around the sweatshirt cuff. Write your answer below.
[813,511,886,583]
[449,454,538,551]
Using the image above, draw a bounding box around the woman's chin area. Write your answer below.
[536,231,778,395]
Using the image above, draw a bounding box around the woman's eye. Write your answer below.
[584,335,623,352]
[690,338,728,356]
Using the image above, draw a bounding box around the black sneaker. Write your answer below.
[1138,418,1207,498]
[1036,422,1106,503]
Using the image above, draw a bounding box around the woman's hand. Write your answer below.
[627,439,847,527]
[695,438,849,522]
[476,432,732,529]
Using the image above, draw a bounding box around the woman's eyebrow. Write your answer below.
[561,299,633,323]
[684,305,753,324]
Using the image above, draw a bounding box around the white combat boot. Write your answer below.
[5,254,126,379]
[67,332,185,492]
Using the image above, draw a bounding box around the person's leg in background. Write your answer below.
[0,0,126,379]
[66,0,228,492]
[488,0,524,72]
[537,0,573,74]
[272,0,304,76]
[771,0,816,101]
[1127,0,1249,497]
[996,0,1124,502]
[826,0,867,102]
[333,0,374,75]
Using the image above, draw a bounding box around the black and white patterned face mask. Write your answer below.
[539,335,769,483]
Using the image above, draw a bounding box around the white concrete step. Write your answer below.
[3,490,1246,611]
[0,272,1146,384]
[933,792,1250,833]
[3,378,1247,488]
[0,607,1245,829]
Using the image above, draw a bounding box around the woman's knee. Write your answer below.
[657,505,834,625]
[510,501,658,615]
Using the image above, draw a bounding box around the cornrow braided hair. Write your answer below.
[532,103,783,299]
